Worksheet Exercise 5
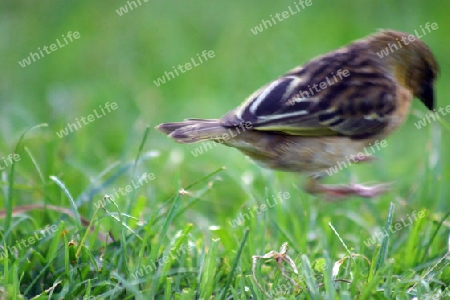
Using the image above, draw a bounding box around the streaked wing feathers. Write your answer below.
[221,50,397,138]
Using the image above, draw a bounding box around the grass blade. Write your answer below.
[375,202,395,272]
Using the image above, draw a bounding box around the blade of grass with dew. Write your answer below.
[63,233,70,280]
[4,123,48,245]
[359,265,385,300]
[126,126,150,215]
[199,238,220,299]
[301,254,320,299]
[24,146,45,184]
[420,211,450,262]
[134,221,155,285]
[22,226,67,295]
[49,176,81,226]
[374,202,394,272]
[156,223,194,289]
[164,277,173,300]
[323,250,335,299]
[102,196,136,278]
[148,193,183,297]
[367,244,380,283]
[196,238,206,285]
[77,242,101,275]
[403,210,427,268]
[1,231,9,285]
[75,203,102,258]
[220,228,249,300]
[383,258,394,298]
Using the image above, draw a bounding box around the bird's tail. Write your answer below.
[156,119,229,143]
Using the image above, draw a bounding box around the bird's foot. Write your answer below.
[305,178,391,200]
[320,183,391,199]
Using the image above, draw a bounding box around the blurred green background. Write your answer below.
[1,0,450,297]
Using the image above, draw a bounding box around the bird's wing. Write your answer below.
[220,54,398,139]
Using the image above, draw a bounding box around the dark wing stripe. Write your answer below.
[328,118,345,127]
[254,78,295,116]
[240,105,257,124]
[281,98,313,114]
[245,79,283,116]
[359,99,373,114]
[352,72,388,80]
[309,62,333,81]
[233,81,281,123]
[318,111,338,123]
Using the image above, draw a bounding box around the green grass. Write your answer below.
[1,0,450,299]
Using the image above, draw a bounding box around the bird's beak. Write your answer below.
[420,82,435,111]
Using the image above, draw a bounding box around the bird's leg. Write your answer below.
[304,177,391,200]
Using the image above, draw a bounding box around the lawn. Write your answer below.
[1,0,450,299]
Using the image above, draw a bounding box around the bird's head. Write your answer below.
[370,30,439,110]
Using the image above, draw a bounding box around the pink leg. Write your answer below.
[305,178,391,200]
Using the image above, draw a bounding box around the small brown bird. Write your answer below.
[157,30,438,198]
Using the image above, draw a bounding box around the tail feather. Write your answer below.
[156,119,227,143]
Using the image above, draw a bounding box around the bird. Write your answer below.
[156,30,438,199]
